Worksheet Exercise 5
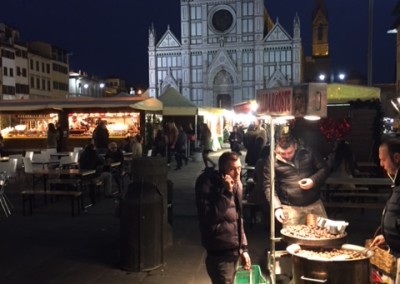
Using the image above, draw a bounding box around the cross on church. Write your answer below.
[165,35,173,46]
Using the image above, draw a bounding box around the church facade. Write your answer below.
[148,0,302,108]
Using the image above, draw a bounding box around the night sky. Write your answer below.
[0,0,397,87]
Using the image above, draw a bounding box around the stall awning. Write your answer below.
[0,97,147,112]
[328,84,381,103]
[159,87,198,115]
[130,98,163,111]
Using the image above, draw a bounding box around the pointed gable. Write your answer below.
[208,49,238,74]
[157,29,181,48]
[264,22,292,42]
[266,69,288,88]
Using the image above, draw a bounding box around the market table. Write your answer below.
[323,177,392,211]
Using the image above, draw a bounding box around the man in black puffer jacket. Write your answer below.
[195,151,251,284]
[263,130,329,226]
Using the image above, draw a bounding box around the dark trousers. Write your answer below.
[205,252,239,284]
[175,148,187,168]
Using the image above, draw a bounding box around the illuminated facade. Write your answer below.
[148,0,302,108]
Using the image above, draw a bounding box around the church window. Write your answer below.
[286,50,291,61]
[191,6,201,20]
[281,51,286,62]
[191,68,202,83]
[242,2,253,16]
[191,88,203,103]
[317,24,323,41]
[243,66,254,81]
[275,51,280,62]
[191,22,202,36]
[269,52,274,62]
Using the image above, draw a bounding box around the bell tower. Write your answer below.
[312,0,329,57]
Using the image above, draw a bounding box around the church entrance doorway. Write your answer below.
[217,94,231,109]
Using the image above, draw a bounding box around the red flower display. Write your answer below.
[319,118,351,142]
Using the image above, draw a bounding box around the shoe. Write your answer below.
[174,167,181,170]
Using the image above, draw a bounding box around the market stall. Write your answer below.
[0,97,154,152]
[159,87,225,151]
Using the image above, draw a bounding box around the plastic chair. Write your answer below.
[0,174,12,217]
[9,154,24,177]
[7,158,18,182]
[25,151,34,160]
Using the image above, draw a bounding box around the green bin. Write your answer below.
[235,265,268,284]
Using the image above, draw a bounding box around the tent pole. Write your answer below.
[268,119,276,284]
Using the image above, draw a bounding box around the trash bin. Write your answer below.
[120,180,163,272]
[131,157,173,248]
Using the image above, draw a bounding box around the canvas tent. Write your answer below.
[158,87,198,115]
[130,97,163,111]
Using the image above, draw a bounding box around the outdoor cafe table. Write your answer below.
[28,168,96,192]
[323,177,392,203]
[50,152,71,159]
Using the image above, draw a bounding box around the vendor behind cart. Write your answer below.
[263,127,330,226]
[371,138,400,283]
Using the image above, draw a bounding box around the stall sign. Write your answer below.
[256,87,293,116]
[256,83,327,118]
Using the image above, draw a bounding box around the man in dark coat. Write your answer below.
[195,151,251,283]
[263,130,329,226]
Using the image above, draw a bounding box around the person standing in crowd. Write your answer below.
[263,128,329,226]
[229,125,242,155]
[371,138,400,283]
[104,141,125,191]
[55,122,64,152]
[79,143,113,197]
[0,132,4,157]
[46,123,59,149]
[131,134,143,158]
[251,145,271,229]
[153,126,167,157]
[195,151,251,283]
[200,123,216,169]
[92,120,109,155]
[166,121,178,167]
[174,124,188,170]
[186,122,196,155]
[243,119,266,167]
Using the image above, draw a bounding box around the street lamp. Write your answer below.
[317,72,346,83]
[99,83,105,97]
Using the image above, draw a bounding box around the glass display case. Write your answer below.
[1,113,59,138]
[68,111,141,138]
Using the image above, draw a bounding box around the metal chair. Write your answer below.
[0,172,12,217]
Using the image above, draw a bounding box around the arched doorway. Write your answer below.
[213,70,233,108]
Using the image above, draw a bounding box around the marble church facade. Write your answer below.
[148,0,302,108]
